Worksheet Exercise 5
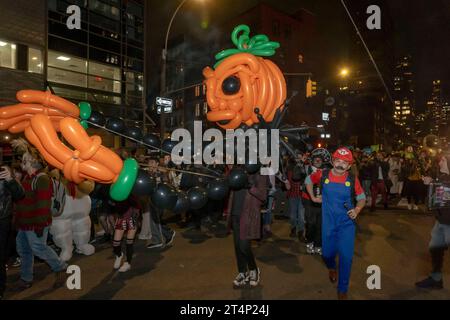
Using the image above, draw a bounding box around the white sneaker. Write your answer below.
[314,247,322,256]
[118,262,131,273]
[233,273,248,287]
[306,243,315,254]
[413,205,419,210]
[114,254,123,270]
[248,268,261,287]
[407,204,413,210]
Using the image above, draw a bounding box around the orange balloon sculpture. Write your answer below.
[203,25,287,130]
[0,90,137,201]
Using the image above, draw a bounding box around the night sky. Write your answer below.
[148,0,450,110]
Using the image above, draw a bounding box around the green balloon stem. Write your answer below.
[80,120,89,129]
[78,102,92,120]
[110,158,139,201]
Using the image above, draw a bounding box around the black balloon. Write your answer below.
[172,192,190,213]
[132,170,156,196]
[188,186,208,210]
[228,167,248,190]
[239,123,250,131]
[143,133,161,148]
[125,126,143,141]
[89,111,106,127]
[151,183,178,210]
[106,117,125,133]
[245,162,261,174]
[222,76,241,95]
[162,139,177,154]
[252,123,260,130]
[207,179,229,200]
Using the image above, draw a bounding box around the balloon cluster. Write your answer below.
[125,166,251,212]
[89,109,257,211]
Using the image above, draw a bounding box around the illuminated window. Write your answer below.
[28,47,43,74]
[0,39,17,69]
[395,101,400,105]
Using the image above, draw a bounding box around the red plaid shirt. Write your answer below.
[287,171,303,198]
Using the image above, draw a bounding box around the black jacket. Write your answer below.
[0,179,25,221]
[370,161,390,184]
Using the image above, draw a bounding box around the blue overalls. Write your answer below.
[321,176,356,294]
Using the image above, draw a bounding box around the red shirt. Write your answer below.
[287,171,303,198]
[306,170,365,200]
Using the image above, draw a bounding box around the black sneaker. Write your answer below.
[233,273,248,288]
[12,279,32,292]
[54,271,68,289]
[289,228,296,238]
[415,276,443,289]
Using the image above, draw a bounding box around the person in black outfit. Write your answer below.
[0,164,25,299]
[369,152,390,211]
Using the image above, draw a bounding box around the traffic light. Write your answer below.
[311,80,317,96]
[306,79,317,98]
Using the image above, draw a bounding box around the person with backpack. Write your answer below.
[287,152,307,241]
[0,164,25,300]
[305,147,366,300]
[13,152,67,291]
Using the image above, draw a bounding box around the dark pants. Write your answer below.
[304,199,322,247]
[206,200,224,222]
[0,219,11,295]
[149,204,174,244]
[371,180,388,208]
[232,215,257,273]
[405,179,421,205]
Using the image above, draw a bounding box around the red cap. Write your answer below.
[333,147,354,164]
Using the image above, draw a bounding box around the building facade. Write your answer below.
[0,0,47,105]
[393,55,415,138]
[0,0,152,148]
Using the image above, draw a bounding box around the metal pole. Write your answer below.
[160,0,189,139]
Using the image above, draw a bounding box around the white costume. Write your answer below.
[50,181,95,262]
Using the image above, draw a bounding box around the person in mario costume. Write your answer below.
[305,147,366,300]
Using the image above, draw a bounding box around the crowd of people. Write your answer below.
[0,141,449,300]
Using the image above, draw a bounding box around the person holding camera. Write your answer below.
[13,152,67,292]
[416,155,450,289]
[0,164,25,299]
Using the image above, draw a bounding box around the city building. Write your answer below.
[331,0,396,148]
[0,0,46,105]
[427,79,444,136]
[156,34,216,133]
[393,56,415,129]
[1,0,152,148]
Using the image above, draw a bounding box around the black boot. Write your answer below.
[415,247,445,289]
[430,247,445,275]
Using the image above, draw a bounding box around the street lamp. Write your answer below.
[339,68,350,78]
[160,0,205,138]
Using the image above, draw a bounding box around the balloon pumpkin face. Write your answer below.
[203,25,287,130]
